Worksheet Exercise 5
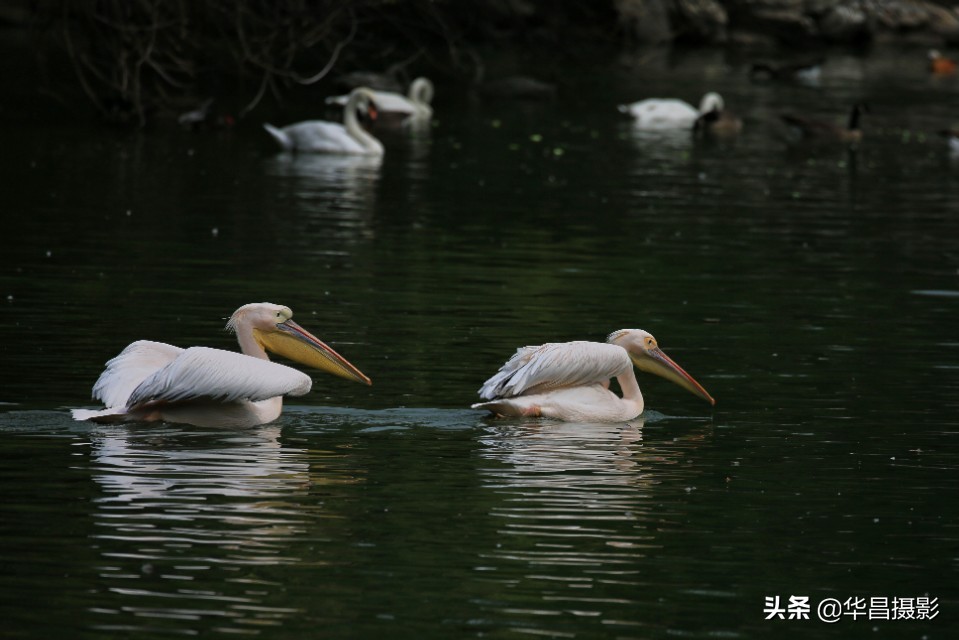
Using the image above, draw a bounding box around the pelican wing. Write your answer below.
[478,341,631,400]
[92,340,185,409]
[126,347,313,408]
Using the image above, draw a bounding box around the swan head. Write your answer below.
[227,303,371,385]
[698,92,724,114]
[607,329,714,405]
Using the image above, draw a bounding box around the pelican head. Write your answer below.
[608,329,714,405]
[227,303,371,386]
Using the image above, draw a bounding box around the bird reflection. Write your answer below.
[263,153,381,237]
[476,419,710,575]
[265,152,382,198]
[86,424,353,633]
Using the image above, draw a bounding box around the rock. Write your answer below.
[614,0,673,44]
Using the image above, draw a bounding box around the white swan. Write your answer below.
[618,92,725,130]
[327,77,434,120]
[263,87,384,155]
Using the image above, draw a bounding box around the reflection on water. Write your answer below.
[2,44,959,639]
[263,152,381,214]
[475,418,716,636]
[86,424,352,635]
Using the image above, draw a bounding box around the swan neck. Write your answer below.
[344,91,381,152]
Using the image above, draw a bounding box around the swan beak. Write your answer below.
[256,321,372,386]
[630,347,715,406]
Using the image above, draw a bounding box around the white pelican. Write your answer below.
[472,329,714,422]
[327,77,434,121]
[72,303,371,428]
[263,87,384,155]
[618,93,725,130]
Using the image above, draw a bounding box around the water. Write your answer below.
[2,46,958,638]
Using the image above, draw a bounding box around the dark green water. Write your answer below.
[2,47,957,638]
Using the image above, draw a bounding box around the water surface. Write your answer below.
[1,46,957,638]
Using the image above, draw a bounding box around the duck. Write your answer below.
[618,92,726,130]
[780,103,868,145]
[263,87,384,155]
[749,57,824,84]
[693,94,743,136]
[327,77,434,121]
[928,49,957,75]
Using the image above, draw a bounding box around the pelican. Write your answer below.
[72,303,372,428]
[263,87,384,155]
[472,329,714,422]
[327,77,434,121]
[617,93,725,130]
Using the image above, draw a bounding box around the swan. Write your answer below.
[263,88,384,155]
[327,77,434,120]
[618,92,726,130]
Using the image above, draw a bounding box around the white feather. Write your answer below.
[478,341,631,400]
[326,78,434,119]
[126,347,311,407]
[91,340,184,409]
[618,93,725,130]
[263,88,384,156]
[263,121,375,155]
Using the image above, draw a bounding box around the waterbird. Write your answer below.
[693,94,743,137]
[72,303,371,428]
[749,57,824,84]
[263,88,384,155]
[939,129,959,153]
[928,49,957,75]
[780,102,868,145]
[472,329,714,422]
[618,92,727,130]
[327,77,434,121]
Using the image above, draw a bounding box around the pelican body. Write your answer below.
[472,329,714,422]
[327,77,434,121]
[618,93,726,131]
[264,88,384,155]
[72,303,371,428]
